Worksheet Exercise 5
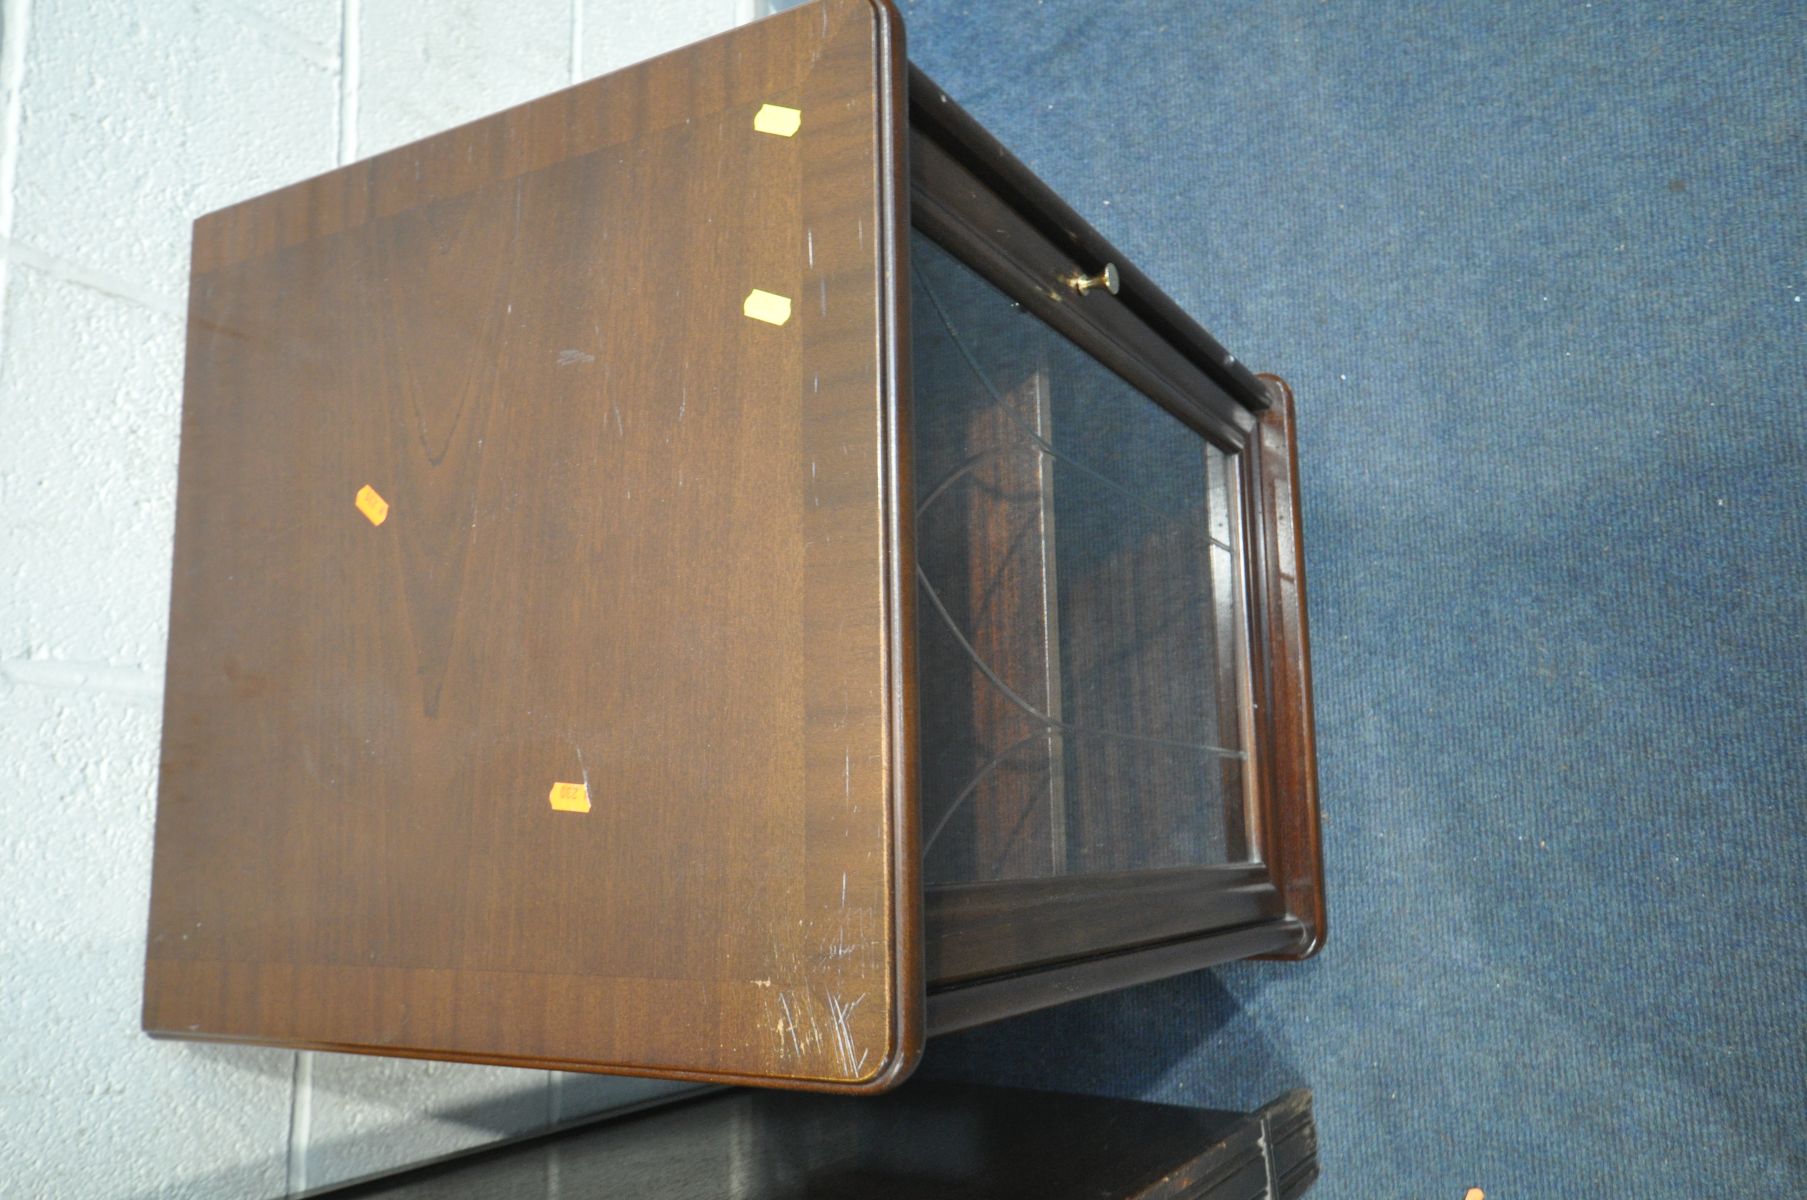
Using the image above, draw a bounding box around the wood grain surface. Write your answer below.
[145,0,919,1092]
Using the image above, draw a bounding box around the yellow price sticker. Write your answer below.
[548,781,591,813]
[743,288,793,327]
[354,484,389,526]
[752,103,802,137]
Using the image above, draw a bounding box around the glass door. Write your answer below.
[911,232,1255,887]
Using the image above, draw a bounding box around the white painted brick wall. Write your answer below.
[0,2,750,1194]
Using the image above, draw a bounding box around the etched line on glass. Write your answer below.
[923,729,1056,855]
[914,258,1234,551]
[916,565,1244,758]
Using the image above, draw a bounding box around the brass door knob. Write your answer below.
[1068,262,1120,296]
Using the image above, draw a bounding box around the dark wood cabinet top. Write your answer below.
[145,0,919,1092]
[309,1085,1319,1199]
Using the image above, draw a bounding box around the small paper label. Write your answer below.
[548,781,591,813]
[355,484,389,526]
[743,289,793,327]
[752,103,802,137]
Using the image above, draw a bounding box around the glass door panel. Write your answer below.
[911,232,1253,885]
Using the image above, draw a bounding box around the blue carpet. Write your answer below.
[895,1,1807,1193]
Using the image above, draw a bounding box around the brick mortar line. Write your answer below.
[0,0,31,354]
[338,0,360,166]
[0,237,185,316]
[0,0,29,239]
[2,658,164,698]
[569,0,583,84]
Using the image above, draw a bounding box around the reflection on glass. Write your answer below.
[911,232,1250,886]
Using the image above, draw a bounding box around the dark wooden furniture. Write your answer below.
[306,1083,1319,1199]
[145,0,1321,1093]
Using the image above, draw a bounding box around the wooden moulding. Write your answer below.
[1248,375,1326,959]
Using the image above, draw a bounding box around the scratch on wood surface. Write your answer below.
[824,992,865,1076]
[776,992,803,1061]
[556,348,595,367]
[801,996,823,1056]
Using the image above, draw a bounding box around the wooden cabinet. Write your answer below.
[144,0,1321,1093]
[307,1084,1320,1199]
